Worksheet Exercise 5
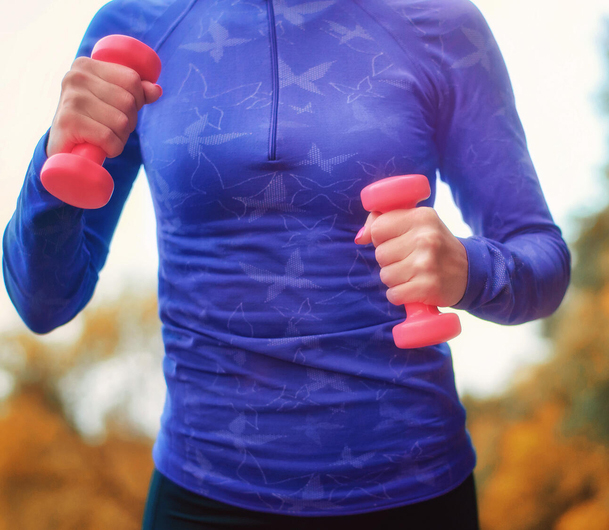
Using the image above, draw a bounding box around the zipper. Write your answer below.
[266,0,279,161]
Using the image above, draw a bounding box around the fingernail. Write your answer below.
[354,227,365,243]
[155,84,163,96]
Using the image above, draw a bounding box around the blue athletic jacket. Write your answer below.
[3,0,570,515]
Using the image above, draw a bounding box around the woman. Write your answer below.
[3,0,570,528]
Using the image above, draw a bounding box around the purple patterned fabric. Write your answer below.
[3,0,570,515]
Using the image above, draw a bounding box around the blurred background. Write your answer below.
[1,0,609,528]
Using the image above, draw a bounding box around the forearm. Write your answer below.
[3,132,101,333]
[454,227,571,325]
[2,232,99,335]
[3,129,141,333]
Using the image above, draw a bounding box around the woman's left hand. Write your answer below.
[354,207,468,308]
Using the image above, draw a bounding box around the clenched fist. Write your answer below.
[47,56,163,159]
[355,207,468,308]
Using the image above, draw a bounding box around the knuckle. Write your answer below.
[414,229,439,251]
[100,127,114,143]
[416,253,435,273]
[429,231,442,247]
[416,206,434,220]
[106,142,123,159]
[54,115,78,139]
[116,112,131,134]
[60,72,70,90]
[375,246,386,266]
[124,71,142,98]
[412,208,435,229]
[62,69,85,90]
[53,112,71,130]
[120,90,137,112]
[422,231,442,253]
[100,128,118,152]
[386,287,401,306]
[71,56,90,71]
[64,91,86,111]
[125,69,141,87]
[370,222,382,244]
[55,105,75,128]
[379,267,390,286]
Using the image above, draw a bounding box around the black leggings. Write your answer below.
[142,469,480,529]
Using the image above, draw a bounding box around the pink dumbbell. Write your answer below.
[361,174,462,349]
[41,35,162,209]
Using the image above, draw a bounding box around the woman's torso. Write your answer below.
[133,0,474,515]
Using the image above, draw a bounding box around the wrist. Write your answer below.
[450,236,487,310]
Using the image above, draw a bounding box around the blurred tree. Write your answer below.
[0,383,154,530]
[464,17,609,530]
[0,289,162,530]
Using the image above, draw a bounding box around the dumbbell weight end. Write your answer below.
[41,144,112,209]
[393,302,461,349]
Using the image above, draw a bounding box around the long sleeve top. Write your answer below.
[3,0,571,516]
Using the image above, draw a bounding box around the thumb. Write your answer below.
[142,80,163,105]
[354,211,380,245]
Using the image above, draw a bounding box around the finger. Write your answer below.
[79,114,127,158]
[374,232,414,268]
[378,259,414,289]
[142,80,163,104]
[385,278,435,307]
[84,76,161,125]
[85,59,147,110]
[370,207,437,247]
[75,77,161,134]
[53,112,125,158]
[66,87,134,146]
[66,59,144,125]
[354,211,380,245]
[84,78,140,134]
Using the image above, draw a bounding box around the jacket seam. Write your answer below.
[266,0,279,161]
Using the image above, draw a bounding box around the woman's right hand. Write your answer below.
[46,56,163,159]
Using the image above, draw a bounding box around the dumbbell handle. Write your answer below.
[71,144,106,165]
[360,174,461,349]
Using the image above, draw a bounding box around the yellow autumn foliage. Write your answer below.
[0,385,153,530]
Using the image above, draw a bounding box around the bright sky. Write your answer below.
[0,0,608,398]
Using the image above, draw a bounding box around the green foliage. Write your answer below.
[564,380,609,441]
[568,207,609,291]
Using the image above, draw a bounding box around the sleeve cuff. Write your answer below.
[451,236,489,311]
[13,129,89,224]
[31,128,51,178]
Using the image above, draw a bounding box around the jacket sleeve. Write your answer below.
[2,2,147,333]
[429,1,571,324]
